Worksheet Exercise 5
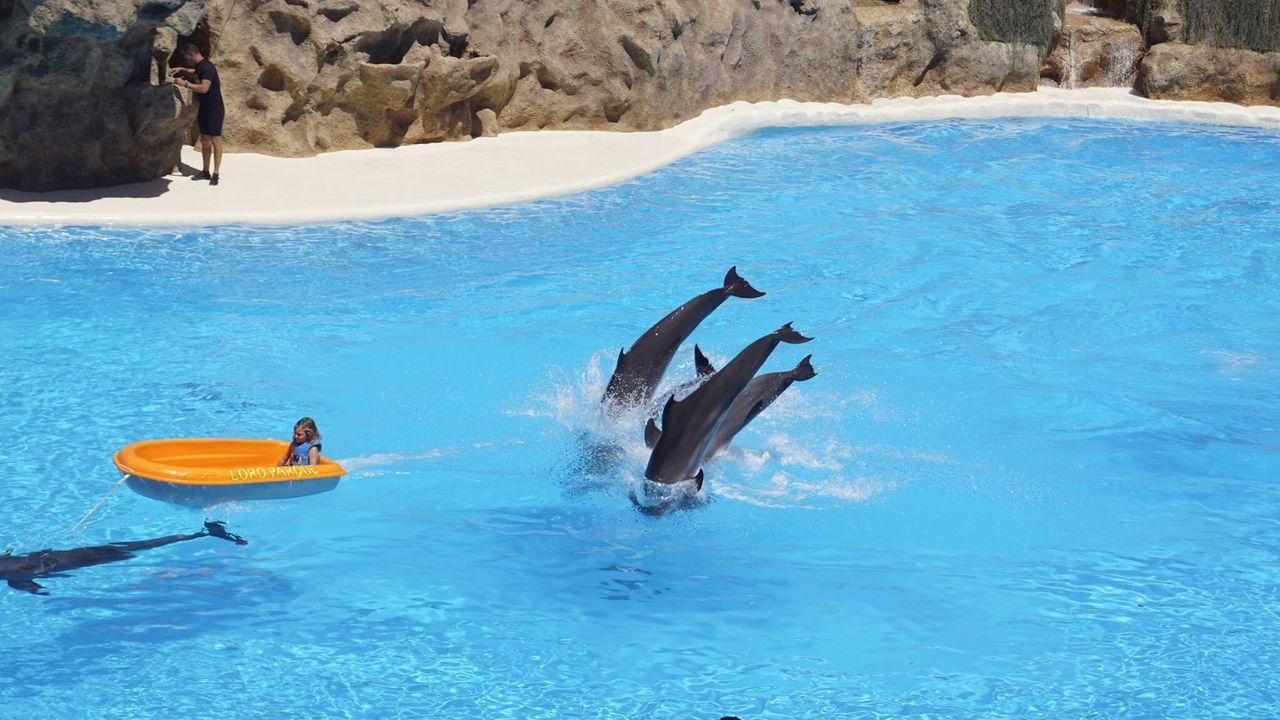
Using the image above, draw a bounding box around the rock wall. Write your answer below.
[1107,0,1280,105]
[1139,42,1280,104]
[0,0,202,191]
[195,0,1052,157]
[2,0,1276,191]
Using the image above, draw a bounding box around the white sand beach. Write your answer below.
[3,87,1279,227]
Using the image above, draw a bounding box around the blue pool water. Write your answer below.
[2,118,1278,718]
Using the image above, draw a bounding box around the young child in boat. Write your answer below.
[278,417,322,466]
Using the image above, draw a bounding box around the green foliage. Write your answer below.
[968,0,1065,46]
[1181,0,1280,52]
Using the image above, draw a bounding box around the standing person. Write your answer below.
[170,43,224,186]
[278,417,323,467]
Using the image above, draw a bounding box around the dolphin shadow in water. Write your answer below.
[645,323,813,489]
[0,521,248,595]
[603,267,764,413]
[560,430,631,496]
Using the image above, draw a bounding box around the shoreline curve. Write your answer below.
[3,87,1279,228]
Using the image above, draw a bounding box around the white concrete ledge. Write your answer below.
[3,87,1279,227]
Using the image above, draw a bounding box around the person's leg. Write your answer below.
[212,136,222,175]
[200,135,212,173]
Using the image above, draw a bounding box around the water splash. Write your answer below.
[338,449,448,477]
[530,349,893,509]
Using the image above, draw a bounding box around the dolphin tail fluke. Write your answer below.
[644,418,662,449]
[723,266,765,299]
[775,322,813,344]
[693,469,704,493]
[203,521,249,546]
[792,354,817,381]
[694,345,716,377]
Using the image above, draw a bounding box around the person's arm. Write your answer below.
[307,446,321,465]
[177,76,211,93]
[177,63,212,93]
[278,445,294,467]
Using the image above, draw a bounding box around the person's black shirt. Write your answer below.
[195,58,223,113]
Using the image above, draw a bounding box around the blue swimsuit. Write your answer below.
[289,440,321,466]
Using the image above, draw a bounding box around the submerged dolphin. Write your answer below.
[603,267,764,411]
[1,521,247,595]
[644,323,812,487]
[703,354,817,461]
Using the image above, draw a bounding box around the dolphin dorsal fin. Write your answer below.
[644,418,661,449]
[694,345,716,377]
[693,469,704,492]
[661,394,681,423]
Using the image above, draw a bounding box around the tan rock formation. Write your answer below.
[1080,0,1279,106]
[417,52,502,141]
[13,0,1273,192]
[1126,0,1280,106]
[1138,43,1280,106]
[1142,0,1184,45]
[0,0,202,191]
[191,0,1057,157]
[928,0,1057,94]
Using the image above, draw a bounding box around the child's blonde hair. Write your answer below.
[295,417,321,443]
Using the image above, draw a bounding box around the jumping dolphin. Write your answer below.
[1,521,247,595]
[603,268,764,412]
[644,323,812,487]
[703,354,817,460]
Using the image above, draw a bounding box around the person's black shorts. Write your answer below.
[197,106,224,137]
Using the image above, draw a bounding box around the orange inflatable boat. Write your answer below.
[113,438,345,507]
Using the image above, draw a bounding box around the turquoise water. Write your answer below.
[1,118,1278,718]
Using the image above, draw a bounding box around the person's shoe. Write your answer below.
[192,170,211,181]
[210,173,220,186]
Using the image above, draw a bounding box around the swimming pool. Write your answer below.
[1,117,1277,718]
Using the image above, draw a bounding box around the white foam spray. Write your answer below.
[338,449,449,478]
[525,348,903,509]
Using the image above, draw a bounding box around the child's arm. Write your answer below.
[307,446,321,465]
[277,445,293,467]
